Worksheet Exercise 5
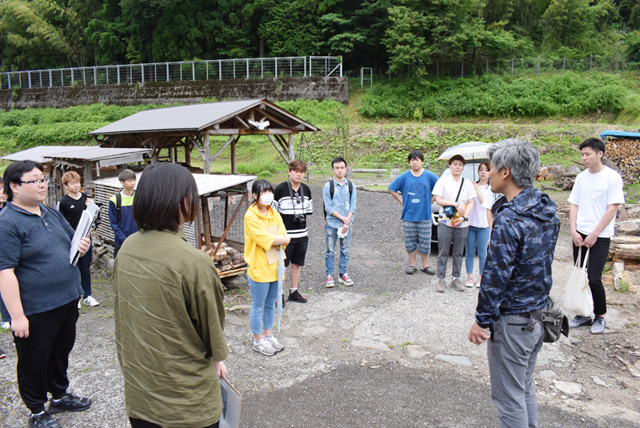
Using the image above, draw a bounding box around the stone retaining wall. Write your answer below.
[0,76,348,109]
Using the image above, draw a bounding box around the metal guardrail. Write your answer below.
[0,56,343,90]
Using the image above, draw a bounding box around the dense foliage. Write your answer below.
[360,73,629,119]
[1,0,639,74]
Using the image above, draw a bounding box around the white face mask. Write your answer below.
[259,193,274,206]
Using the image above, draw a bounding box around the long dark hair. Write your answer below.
[477,161,490,184]
[133,163,199,232]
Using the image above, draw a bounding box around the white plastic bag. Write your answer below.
[564,247,594,317]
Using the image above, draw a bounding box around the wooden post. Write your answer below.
[231,137,237,174]
[82,161,94,197]
[203,134,211,174]
[288,134,295,161]
[201,196,212,250]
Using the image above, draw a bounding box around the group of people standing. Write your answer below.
[388,150,493,293]
[0,134,625,428]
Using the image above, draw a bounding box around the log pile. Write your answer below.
[610,206,640,290]
[605,138,640,183]
[206,242,247,278]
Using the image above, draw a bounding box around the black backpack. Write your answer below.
[323,179,353,221]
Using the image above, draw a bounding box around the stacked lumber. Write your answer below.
[206,242,247,277]
[606,138,640,182]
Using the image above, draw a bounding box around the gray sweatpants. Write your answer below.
[487,315,545,428]
[436,223,468,280]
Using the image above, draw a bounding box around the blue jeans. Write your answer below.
[465,226,490,275]
[77,243,92,297]
[325,224,352,276]
[248,275,278,334]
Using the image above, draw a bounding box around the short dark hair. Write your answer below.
[448,154,466,166]
[132,163,199,232]
[579,138,606,155]
[118,169,136,182]
[408,150,424,162]
[288,159,307,172]
[251,179,274,204]
[3,160,44,202]
[331,157,347,168]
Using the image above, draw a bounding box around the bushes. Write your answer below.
[360,73,628,119]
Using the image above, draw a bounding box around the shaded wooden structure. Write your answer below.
[88,99,320,173]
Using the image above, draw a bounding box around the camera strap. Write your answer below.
[287,180,304,216]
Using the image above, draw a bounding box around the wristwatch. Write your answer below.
[463,216,469,222]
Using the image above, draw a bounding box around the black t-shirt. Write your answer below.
[58,193,88,230]
[274,181,313,242]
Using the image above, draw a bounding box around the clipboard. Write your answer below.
[69,201,100,265]
[264,225,285,265]
[219,376,242,428]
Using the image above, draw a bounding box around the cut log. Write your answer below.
[220,264,232,272]
[615,220,640,236]
[231,253,244,264]
[611,235,640,245]
[212,247,228,262]
[612,261,625,291]
[612,244,640,261]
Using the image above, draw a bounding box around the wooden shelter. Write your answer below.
[88,99,320,173]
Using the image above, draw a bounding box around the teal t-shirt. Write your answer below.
[388,169,438,222]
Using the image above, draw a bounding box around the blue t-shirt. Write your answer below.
[388,169,438,222]
[0,203,82,319]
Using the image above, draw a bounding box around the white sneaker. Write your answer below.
[264,335,284,352]
[1,322,9,330]
[84,296,100,307]
[338,273,354,286]
[252,338,276,356]
[325,275,335,288]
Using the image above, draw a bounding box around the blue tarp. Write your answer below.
[600,130,640,139]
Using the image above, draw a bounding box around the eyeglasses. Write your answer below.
[20,178,49,185]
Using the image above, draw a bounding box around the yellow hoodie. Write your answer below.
[243,203,287,282]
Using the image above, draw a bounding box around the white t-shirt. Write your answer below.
[568,166,625,238]
[468,183,490,228]
[432,175,477,228]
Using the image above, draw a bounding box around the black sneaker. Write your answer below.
[288,290,308,303]
[281,294,286,308]
[29,412,61,428]
[48,393,92,414]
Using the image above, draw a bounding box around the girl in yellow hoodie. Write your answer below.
[244,179,290,356]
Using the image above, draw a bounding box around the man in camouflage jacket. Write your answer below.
[468,139,560,428]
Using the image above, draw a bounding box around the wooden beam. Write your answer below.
[210,135,236,163]
[201,196,212,250]
[256,111,290,128]
[274,134,289,153]
[231,137,237,174]
[288,134,295,161]
[268,135,290,164]
[203,134,211,174]
[235,116,250,129]
[213,193,248,258]
[207,129,294,135]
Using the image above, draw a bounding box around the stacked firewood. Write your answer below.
[610,205,640,289]
[606,138,640,182]
[206,242,247,275]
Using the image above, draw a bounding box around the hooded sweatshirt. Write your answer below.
[243,203,287,282]
[475,186,560,328]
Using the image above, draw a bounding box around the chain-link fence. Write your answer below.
[419,54,637,78]
[0,56,343,90]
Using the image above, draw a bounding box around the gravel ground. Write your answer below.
[1,182,639,427]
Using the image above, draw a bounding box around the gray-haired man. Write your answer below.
[468,139,560,428]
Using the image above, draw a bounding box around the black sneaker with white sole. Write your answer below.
[288,290,307,303]
[29,411,61,428]
[48,393,92,414]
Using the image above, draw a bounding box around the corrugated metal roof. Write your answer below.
[2,146,151,163]
[92,172,256,196]
[88,99,319,136]
[600,130,640,139]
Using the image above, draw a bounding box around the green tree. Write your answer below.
[0,0,72,69]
